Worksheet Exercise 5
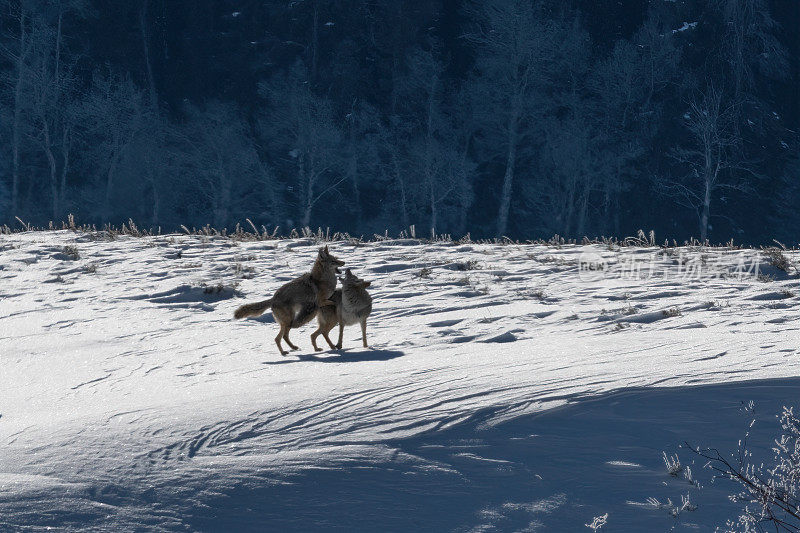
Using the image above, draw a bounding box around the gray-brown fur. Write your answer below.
[234,246,345,355]
[311,269,373,351]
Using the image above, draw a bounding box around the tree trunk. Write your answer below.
[42,123,59,220]
[302,201,313,229]
[104,148,120,224]
[496,113,518,237]
[310,0,319,84]
[299,152,313,228]
[11,8,27,218]
[55,10,62,91]
[700,178,711,242]
[391,151,409,229]
[429,179,437,237]
[563,182,575,237]
[576,183,590,238]
[152,183,160,226]
[139,0,159,109]
[388,2,403,115]
[425,73,437,237]
[346,126,362,227]
[59,125,71,218]
[217,176,231,228]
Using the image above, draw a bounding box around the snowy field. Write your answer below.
[1,231,799,531]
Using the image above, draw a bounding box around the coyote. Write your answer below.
[311,268,373,351]
[234,246,345,355]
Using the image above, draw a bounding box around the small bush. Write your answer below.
[762,246,793,274]
[690,406,800,532]
[62,245,80,260]
[454,259,480,271]
[526,288,547,300]
[663,451,683,476]
[417,267,432,279]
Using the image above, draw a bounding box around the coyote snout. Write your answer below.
[311,268,373,351]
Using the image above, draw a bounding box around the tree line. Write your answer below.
[0,0,797,243]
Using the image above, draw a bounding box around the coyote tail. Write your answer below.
[234,299,273,319]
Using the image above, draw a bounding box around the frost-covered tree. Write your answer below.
[260,62,345,229]
[770,153,800,246]
[81,70,146,223]
[531,17,604,238]
[662,86,749,241]
[717,0,788,107]
[342,101,381,229]
[376,116,414,231]
[692,406,800,532]
[401,46,469,237]
[3,0,35,220]
[176,101,262,229]
[466,0,557,237]
[0,0,90,221]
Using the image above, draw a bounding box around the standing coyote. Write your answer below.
[234,246,345,355]
[311,268,373,351]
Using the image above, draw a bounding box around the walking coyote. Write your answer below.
[311,268,373,351]
[234,246,345,355]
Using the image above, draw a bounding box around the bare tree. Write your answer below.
[177,101,262,229]
[663,86,751,241]
[260,62,345,229]
[3,0,36,219]
[717,0,788,106]
[138,0,158,109]
[403,46,445,236]
[449,86,478,236]
[377,116,414,231]
[27,26,74,220]
[688,406,800,532]
[633,10,682,110]
[466,0,556,237]
[591,40,649,235]
[82,70,146,223]
[343,101,380,228]
[2,0,89,221]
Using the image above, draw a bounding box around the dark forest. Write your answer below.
[1,0,798,243]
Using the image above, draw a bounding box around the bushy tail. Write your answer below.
[234,299,273,319]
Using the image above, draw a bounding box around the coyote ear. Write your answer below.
[362,281,371,288]
[324,245,329,253]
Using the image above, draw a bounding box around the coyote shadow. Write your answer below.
[262,348,405,365]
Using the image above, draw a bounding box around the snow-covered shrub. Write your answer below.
[761,246,794,275]
[692,406,800,532]
[585,513,608,530]
[663,451,683,476]
[646,493,696,517]
[62,245,80,260]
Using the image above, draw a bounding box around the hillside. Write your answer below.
[1,231,799,531]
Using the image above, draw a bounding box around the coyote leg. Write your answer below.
[275,324,288,356]
[336,322,344,350]
[360,319,368,348]
[311,327,324,352]
[322,324,337,350]
[283,327,300,351]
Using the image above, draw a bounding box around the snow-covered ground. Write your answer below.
[1,231,798,531]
